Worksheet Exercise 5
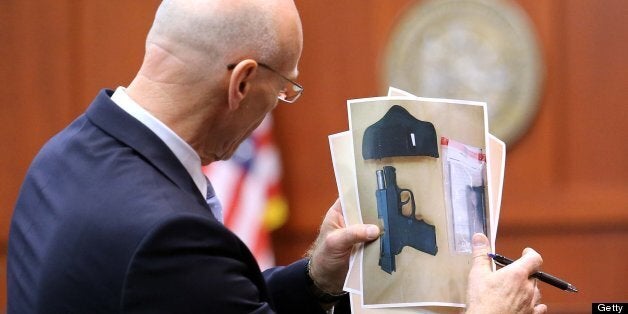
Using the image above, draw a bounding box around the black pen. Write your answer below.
[488,253,578,293]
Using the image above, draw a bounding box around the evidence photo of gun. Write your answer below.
[376,165,438,274]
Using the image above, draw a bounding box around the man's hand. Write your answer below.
[307,199,380,294]
[466,233,547,314]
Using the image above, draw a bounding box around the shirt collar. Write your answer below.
[110,86,208,199]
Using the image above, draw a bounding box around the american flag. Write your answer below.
[202,115,288,270]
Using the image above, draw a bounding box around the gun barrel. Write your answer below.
[376,170,385,189]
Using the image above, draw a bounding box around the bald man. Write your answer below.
[7,0,546,313]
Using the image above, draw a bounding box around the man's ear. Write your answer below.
[227,59,258,111]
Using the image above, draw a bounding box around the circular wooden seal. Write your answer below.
[383,0,543,146]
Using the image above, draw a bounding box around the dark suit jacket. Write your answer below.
[8,89,346,313]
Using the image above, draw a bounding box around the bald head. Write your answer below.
[126,0,303,164]
[145,0,302,75]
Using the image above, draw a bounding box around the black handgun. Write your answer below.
[376,166,438,274]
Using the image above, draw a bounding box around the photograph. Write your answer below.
[349,97,489,307]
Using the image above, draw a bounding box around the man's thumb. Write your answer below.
[469,233,492,278]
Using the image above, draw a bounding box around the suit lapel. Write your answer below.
[85,89,207,207]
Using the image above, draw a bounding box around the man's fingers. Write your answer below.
[466,233,492,307]
[532,283,542,306]
[512,247,543,275]
[469,233,493,276]
[534,303,548,314]
[345,224,380,242]
[326,224,380,253]
[330,198,342,213]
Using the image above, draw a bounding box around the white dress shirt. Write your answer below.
[110,87,222,222]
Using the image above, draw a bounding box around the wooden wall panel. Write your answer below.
[498,229,628,313]
[495,1,628,311]
[562,0,627,185]
[74,1,159,106]
[0,1,78,308]
[0,1,76,240]
[0,0,626,312]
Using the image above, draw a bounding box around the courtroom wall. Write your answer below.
[1,1,626,312]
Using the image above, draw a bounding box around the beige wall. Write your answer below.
[1,1,626,312]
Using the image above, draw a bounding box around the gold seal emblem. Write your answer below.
[383,0,543,146]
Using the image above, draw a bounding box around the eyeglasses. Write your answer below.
[227,62,304,103]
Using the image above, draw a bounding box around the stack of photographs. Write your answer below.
[328,87,506,313]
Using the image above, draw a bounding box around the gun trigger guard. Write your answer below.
[399,189,416,217]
